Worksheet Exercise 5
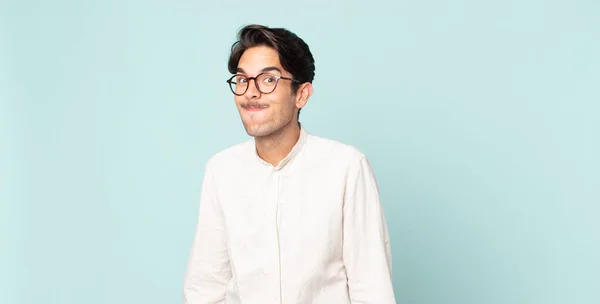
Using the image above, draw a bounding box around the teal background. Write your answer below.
[1,0,599,303]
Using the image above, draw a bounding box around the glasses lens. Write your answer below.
[256,73,278,94]
[230,75,248,95]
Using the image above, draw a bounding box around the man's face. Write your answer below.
[234,45,298,138]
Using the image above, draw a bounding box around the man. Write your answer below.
[183,24,395,304]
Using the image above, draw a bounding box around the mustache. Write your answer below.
[241,102,269,109]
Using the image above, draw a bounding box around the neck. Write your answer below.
[255,120,301,166]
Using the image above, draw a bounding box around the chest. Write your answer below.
[216,166,347,249]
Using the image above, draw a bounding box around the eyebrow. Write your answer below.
[236,66,282,74]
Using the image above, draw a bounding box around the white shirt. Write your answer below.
[183,126,396,304]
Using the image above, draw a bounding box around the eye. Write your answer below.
[236,76,248,84]
[263,76,276,83]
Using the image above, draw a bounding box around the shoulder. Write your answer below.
[304,132,368,169]
[204,138,254,173]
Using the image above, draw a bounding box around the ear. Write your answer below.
[295,82,313,109]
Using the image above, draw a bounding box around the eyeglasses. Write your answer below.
[226,72,300,96]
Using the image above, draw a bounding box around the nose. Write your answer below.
[244,78,261,99]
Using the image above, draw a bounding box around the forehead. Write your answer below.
[237,45,285,74]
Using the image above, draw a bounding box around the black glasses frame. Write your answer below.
[226,73,300,96]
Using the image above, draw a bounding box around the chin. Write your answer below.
[243,123,279,138]
[245,128,273,138]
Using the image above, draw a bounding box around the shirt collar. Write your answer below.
[254,123,308,171]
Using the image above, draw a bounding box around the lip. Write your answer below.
[243,106,268,112]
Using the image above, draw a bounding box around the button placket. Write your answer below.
[274,171,283,304]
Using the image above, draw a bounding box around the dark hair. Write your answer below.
[228,24,315,120]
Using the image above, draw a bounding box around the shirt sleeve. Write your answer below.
[342,155,396,303]
[183,165,231,303]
